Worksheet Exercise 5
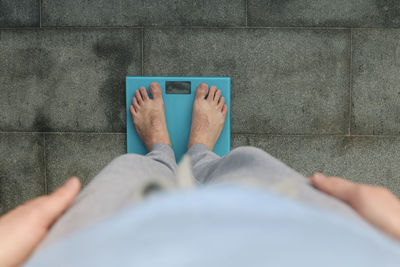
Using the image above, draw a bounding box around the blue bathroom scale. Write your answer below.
[126,76,231,162]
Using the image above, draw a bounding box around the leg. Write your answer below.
[186,143,220,183]
[41,144,177,248]
[186,83,363,222]
[186,82,227,182]
[190,144,363,221]
[41,83,176,247]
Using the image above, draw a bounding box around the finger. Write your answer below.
[0,177,81,267]
[39,177,81,227]
[310,173,400,241]
[309,173,358,203]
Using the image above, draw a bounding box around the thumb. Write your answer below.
[310,173,400,240]
[309,173,358,203]
[0,177,81,267]
[39,177,81,228]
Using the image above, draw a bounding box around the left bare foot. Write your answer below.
[188,83,228,151]
[129,82,171,151]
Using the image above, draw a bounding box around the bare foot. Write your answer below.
[129,82,171,151]
[188,83,228,151]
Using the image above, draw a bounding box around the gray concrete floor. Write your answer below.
[1,0,400,214]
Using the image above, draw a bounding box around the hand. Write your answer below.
[0,177,81,267]
[310,173,400,240]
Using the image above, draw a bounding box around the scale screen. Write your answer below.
[166,81,191,94]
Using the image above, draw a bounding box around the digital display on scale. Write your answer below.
[166,81,191,94]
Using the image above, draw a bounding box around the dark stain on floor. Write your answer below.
[93,36,134,132]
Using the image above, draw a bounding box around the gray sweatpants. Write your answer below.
[40,143,365,248]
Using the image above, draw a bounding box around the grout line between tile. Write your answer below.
[136,25,396,30]
[0,26,378,30]
[0,26,144,30]
[113,25,350,30]
[38,26,144,29]
[0,25,398,30]
[1,131,400,138]
[0,131,127,135]
[43,133,48,194]
[340,134,400,138]
[39,0,42,28]
[349,28,353,136]
[232,133,350,137]
[245,0,248,27]
[231,133,400,138]
[141,27,144,75]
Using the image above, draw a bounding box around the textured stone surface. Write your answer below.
[231,134,249,149]
[3,0,400,220]
[246,135,400,197]
[0,0,40,27]
[248,0,400,27]
[41,0,246,27]
[0,133,45,215]
[351,29,400,135]
[0,29,141,132]
[45,133,126,192]
[144,28,350,135]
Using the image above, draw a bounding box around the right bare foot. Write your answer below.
[129,82,172,151]
[188,83,228,151]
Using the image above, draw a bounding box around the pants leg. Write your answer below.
[40,143,178,248]
[186,144,364,222]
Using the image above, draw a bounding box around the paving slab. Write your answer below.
[248,0,400,28]
[0,133,45,215]
[231,134,249,149]
[0,0,39,27]
[245,135,400,197]
[144,28,350,135]
[41,0,245,27]
[351,29,400,135]
[45,133,126,192]
[0,29,141,132]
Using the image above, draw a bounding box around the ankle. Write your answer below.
[147,138,171,150]
[188,141,212,151]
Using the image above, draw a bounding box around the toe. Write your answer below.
[140,87,149,101]
[218,96,225,109]
[214,89,222,102]
[133,97,140,111]
[150,82,163,99]
[196,83,208,99]
[129,105,136,116]
[208,86,217,102]
[222,104,228,115]
[135,90,143,104]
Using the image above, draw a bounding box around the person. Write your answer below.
[1,82,400,266]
